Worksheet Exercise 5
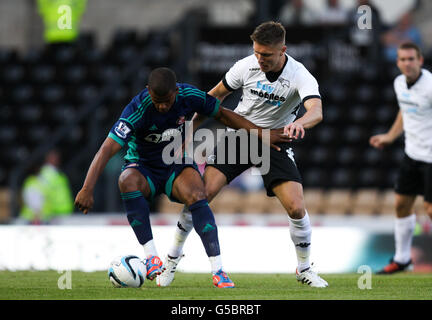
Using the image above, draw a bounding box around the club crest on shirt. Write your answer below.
[177,116,185,125]
[278,77,290,88]
[114,121,131,139]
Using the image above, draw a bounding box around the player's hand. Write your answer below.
[267,128,293,151]
[74,188,94,214]
[283,122,305,140]
[369,134,392,149]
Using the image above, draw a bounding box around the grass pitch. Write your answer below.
[0,271,431,300]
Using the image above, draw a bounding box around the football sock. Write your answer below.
[189,199,221,257]
[168,206,193,258]
[143,239,158,258]
[121,191,154,249]
[209,255,223,274]
[288,210,311,272]
[394,214,416,264]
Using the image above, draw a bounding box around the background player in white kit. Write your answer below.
[370,42,432,274]
[157,21,328,288]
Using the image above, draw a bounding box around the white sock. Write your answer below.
[288,210,312,272]
[393,214,416,264]
[168,206,194,258]
[143,239,158,258]
[209,255,223,274]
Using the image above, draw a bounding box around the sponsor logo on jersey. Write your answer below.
[144,124,183,143]
[249,80,287,107]
[114,121,131,139]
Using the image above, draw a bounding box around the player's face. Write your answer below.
[148,87,178,113]
[397,48,423,81]
[253,41,286,73]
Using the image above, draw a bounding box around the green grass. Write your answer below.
[0,271,431,300]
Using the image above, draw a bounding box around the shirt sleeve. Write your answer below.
[224,58,246,91]
[184,86,221,118]
[294,64,321,103]
[108,102,136,147]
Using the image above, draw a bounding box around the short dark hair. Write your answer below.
[398,42,422,58]
[148,67,177,96]
[250,21,286,46]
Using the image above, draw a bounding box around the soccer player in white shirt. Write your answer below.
[370,42,432,274]
[157,21,328,287]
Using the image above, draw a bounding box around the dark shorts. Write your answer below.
[122,159,200,203]
[395,153,432,202]
[205,131,302,197]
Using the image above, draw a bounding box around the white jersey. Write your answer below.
[394,68,432,163]
[223,53,321,129]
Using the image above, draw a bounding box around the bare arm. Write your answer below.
[214,107,291,150]
[75,137,122,213]
[208,80,233,103]
[370,111,403,149]
[284,98,323,139]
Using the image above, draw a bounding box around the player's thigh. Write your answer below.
[118,167,151,198]
[394,193,416,217]
[203,166,228,202]
[171,167,206,206]
[272,180,305,219]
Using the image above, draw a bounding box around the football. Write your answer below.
[108,255,146,288]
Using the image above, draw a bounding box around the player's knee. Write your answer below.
[118,170,141,193]
[205,185,219,202]
[395,200,411,216]
[184,189,207,207]
[287,206,305,220]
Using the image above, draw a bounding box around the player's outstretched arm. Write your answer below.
[208,80,232,103]
[213,107,291,151]
[369,111,403,149]
[284,98,323,139]
[75,137,122,214]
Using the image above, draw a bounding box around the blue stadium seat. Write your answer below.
[51,103,76,123]
[309,146,334,165]
[40,84,65,104]
[18,103,43,123]
[0,103,13,122]
[363,148,382,166]
[0,125,18,144]
[349,105,370,123]
[376,105,396,124]
[62,64,87,84]
[358,168,385,188]
[331,168,355,188]
[303,168,329,188]
[343,126,367,145]
[11,84,33,103]
[314,125,336,145]
[336,147,357,166]
[355,84,375,104]
[29,64,56,84]
[2,64,25,84]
